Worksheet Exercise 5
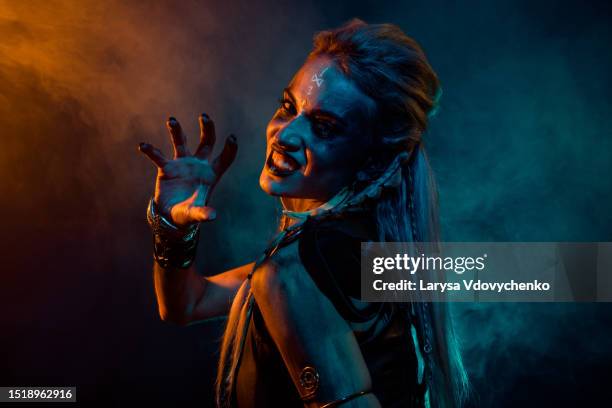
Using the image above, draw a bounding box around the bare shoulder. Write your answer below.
[250,240,312,297]
[249,239,351,336]
[252,231,378,330]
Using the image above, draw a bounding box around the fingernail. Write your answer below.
[138,142,148,150]
[201,112,210,120]
[168,116,177,126]
[228,134,237,143]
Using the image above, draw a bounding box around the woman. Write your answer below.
[139,19,468,408]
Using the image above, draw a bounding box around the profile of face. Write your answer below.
[259,56,376,206]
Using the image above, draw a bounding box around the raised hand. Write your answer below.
[138,114,237,227]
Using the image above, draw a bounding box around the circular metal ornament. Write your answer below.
[299,366,320,400]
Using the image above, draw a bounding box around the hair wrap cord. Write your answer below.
[407,165,418,244]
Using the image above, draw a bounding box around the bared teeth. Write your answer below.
[271,151,298,172]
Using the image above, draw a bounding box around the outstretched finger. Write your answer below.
[195,113,216,159]
[166,117,191,158]
[138,142,168,168]
[212,135,238,176]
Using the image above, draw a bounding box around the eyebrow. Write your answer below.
[283,88,297,103]
[283,87,347,127]
[308,109,347,127]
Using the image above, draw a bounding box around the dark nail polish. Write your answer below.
[228,135,237,143]
[168,116,177,126]
[138,142,148,150]
[201,112,209,119]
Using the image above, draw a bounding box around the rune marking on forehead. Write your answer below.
[307,66,330,96]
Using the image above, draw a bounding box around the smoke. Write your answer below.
[0,0,324,259]
[0,1,325,403]
[1,0,611,406]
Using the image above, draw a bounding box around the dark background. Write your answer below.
[1,0,611,406]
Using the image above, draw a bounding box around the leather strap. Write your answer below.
[320,390,372,408]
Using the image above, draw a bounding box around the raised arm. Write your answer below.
[139,114,249,325]
[250,241,381,408]
[152,261,253,325]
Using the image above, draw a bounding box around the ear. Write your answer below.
[347,151,410,208]
[356,155,388,182]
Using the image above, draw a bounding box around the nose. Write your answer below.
[275,122,303,152]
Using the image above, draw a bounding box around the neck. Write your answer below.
[279,187,352,229]
[279,197,327,228]
[280,197,326,213]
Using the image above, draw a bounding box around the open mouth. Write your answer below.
[266,148,301,176]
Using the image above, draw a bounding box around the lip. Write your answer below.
[265,146,302,177]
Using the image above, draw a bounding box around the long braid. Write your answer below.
[407,158,419,243]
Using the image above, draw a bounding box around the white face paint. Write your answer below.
[306,65,330,96]
[260,56,377,203]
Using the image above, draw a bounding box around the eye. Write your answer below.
[312,120,337,139]
[277,97,297,117]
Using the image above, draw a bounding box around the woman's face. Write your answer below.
[259,56,376,203]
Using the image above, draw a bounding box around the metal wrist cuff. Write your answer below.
[146,198,200,269]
